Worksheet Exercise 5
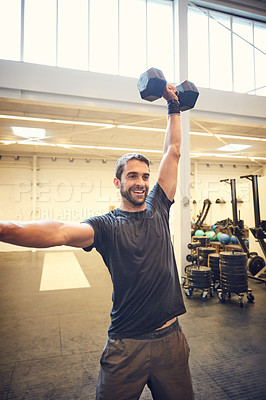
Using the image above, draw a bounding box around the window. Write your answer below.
[0,0,21,61]
[58,0,88,70]
[24,0,57,66]
[233,18,254,93]
[188,5,266,96]
[147,0,174,82]
[188,7,209,87]
[89,0,118,74]
[0,0,174,79]
[254,23,266,96]
[209,12,232,91]
[1,0,265,96]
[119,0,146,78]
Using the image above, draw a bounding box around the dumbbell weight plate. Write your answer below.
[137,68,167,102]
[175,80,199,111]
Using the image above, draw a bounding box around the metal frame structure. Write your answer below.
[240,174,266,281]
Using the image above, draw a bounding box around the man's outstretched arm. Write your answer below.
[0,220,94,249]
[157,84,181,201]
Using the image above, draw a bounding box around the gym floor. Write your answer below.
[0,249,265,400]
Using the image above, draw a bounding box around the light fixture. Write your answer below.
[215,134,266,142]
[214,154,247,159]
[57,144,163,153]
[251,156,266,160]
[189,131,213,137]
[190,152,216,157]
[117,125,165,132]
[190,152,248,159]
[0,139,164,154]
[17,140,55,146]
[0,115,115,128]
[12,126,46,139]
[0,140,16,145]
[217,144,251,152]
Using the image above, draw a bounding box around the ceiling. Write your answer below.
[0,96,266,166]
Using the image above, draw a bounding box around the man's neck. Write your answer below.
[119,200,146,212]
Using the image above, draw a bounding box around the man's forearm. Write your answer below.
[163,114,181,155]
[0,220,66,248]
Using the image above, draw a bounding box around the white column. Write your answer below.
[31,155,38,253]
[32,155,38,220]
[172,0,191,276]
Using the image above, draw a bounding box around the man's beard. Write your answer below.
[120,185,148,207]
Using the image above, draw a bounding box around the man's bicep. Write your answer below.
[157,150,180,202]
[63,222,95,248]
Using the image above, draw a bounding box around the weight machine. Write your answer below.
[220,178,265,280]
[240,175,266,282]
[191,199,211,236]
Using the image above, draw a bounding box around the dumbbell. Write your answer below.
[137,67,199,111]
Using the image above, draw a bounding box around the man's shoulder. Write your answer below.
[146,182,173,207]
[83,211,116,227]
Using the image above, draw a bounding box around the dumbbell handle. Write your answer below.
[188,241,201,249]
[186,254,197,262]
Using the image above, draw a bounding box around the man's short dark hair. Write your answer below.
[115,153,150,180]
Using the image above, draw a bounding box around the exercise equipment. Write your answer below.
[137,67,199,110]
[191,199,212,236]
[183,238,213,300]
[219,233,231,245]
[217,251,254,307]
[206,231,216,241]
[231,235,238,244]
[185,266,212,299]
[208,253,221,290]
[195,229,204,236]
[221,178,265,280]
[191,235,210,247]
[240,175,266,281]
[198,247,216,266]
[216,232,221,241]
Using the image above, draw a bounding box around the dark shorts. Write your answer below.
[96,319,194,400]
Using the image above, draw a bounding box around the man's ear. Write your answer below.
[113,177,121,189]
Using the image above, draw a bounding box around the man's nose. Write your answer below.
[135,177,145,186]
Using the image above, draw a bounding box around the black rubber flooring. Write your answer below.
[0,250,265,400]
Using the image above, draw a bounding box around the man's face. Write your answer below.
[116,159,150,208]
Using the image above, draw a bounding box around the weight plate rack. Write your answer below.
[208,253,221,290]
[198,247,216,266]
[192,235,210,247]
[217,251,254,307]
[184,265,213,301]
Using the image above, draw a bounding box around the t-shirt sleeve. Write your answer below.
[147,182,174,215]
[81,214,109,252]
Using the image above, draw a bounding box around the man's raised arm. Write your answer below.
[0,220,94,249]
[157,84,181,202]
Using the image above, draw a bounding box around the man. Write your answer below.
[0,84,194,399]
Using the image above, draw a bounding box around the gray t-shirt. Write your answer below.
[83,183,186,339]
